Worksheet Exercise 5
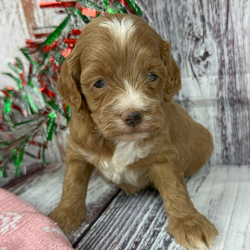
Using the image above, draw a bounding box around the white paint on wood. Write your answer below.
[0,0,30,88]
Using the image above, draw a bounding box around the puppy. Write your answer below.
[50,13,218,249]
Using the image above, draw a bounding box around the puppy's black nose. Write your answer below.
[124,111,143,127]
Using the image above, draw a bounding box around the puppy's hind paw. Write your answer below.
[167,213,218,250]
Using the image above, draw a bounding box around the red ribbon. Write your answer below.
[0,124,5,131]
[43,40,59,52]
[2,90,10,97]
[20,72,28,87]
[34,33,50,39]
[29,140,44,147]
[119,0,135,14]
[72,29,81,36]
[39,0,136,18]
[49,58,60,79]
[38,74,56,98]
[64,38,77,46]
[82,7,98,17]
[61,48,72,57]
[41,87,56,98]
[62,100,67,117]
[39,1,77,8]
[12,104,28,116]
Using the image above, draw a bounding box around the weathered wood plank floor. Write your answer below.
[3,164,250,250]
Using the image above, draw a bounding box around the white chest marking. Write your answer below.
[112,141,151,167]
[73,140,152,186]
[99,141,153,185]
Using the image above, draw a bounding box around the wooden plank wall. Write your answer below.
[0,0,67,87]
[0,0,249,167]
[137,0,250,166]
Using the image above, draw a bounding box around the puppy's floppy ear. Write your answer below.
[57,53,83,111]
[161,41,181,102]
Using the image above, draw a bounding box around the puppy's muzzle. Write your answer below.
[122,111,143,127]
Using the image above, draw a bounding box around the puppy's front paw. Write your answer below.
[167,213,218,250]
[49,205,87,234]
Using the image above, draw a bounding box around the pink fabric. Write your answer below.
[0,188,73,250]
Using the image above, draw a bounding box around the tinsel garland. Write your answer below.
[0,0,142,178]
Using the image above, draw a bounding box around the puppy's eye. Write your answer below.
[148,73,158,82]
[94,79,105,88]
